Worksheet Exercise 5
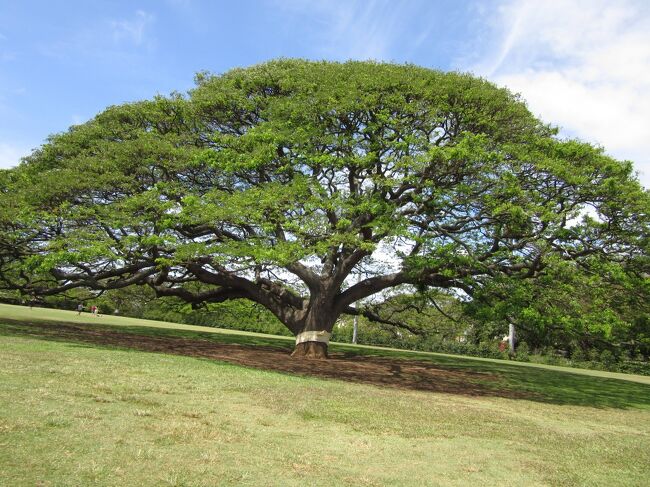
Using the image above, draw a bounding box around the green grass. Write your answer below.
[1,304,650,486]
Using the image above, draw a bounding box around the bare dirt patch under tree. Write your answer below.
[6,320,531,399]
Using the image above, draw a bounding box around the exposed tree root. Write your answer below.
[290,341,328,359]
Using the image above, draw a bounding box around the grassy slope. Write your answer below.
[1,304,650,486]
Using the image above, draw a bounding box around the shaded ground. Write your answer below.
[4,317,650,408]
[1,319,526,400]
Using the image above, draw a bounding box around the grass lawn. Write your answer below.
[1,304,649,486]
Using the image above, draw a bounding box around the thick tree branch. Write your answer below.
[335,271,410,310]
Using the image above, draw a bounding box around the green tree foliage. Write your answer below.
[0,60,648,357]
[467,255,650,359]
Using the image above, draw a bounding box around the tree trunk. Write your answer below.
[290,303,336,359]
[291,341,329,359]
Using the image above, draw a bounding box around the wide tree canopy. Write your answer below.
[1,60,648,357]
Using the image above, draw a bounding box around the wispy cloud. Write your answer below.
[0,142,31,169]
[110,10,155,47]
[165,0,192,8]
[71,114,86,126]
[0,31,15,61]
[39,10,156,60]
[273,0,424,60]
[463,0,650,186]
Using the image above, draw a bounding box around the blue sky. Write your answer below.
[1,0,649,186]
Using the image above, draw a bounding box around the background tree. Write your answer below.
[345,289,465,340]
[0,60,647,358]
[466,254,650,359]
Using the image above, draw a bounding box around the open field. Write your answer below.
[1,304,649,486]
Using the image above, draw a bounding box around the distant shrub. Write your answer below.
[599,350,616,367]
[515,342,530,362]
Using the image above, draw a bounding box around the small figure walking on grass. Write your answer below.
[77,303,84,315]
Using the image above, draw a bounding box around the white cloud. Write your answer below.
[273,0,418,60]
[71,114,86,126]
[39,9,156,60]
[110,10,155,47]
[0,142,31,169]
[465,0,650,187]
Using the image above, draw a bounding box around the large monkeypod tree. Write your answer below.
[0,60,647,358]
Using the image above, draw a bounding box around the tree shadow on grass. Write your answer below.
[1,319,649,410]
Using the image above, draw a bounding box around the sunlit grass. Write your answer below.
[1,303,650,486]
